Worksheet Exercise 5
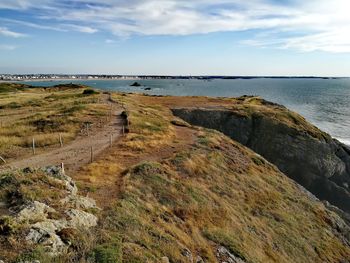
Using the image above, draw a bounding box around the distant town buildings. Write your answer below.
[0,74,340,81]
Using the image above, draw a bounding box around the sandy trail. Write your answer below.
[0,96,124,174]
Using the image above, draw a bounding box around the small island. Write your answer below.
[130,81,142,87]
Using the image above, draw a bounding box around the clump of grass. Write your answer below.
[92,237,122,263]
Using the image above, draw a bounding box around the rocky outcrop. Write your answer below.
[217,246,246,263]
[172,103,350,215]
[6,166,99,256]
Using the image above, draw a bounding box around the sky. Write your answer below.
[0,0,350,76]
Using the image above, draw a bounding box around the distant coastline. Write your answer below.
[0,75,349,82]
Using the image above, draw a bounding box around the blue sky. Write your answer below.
[0,0,350,76]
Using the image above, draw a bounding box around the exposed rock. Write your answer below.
[323,201,350,244]
[130,82,142,87]
[172,106,350,215]
[8,166,99,256]
[196,256,205,263]
[60,195,98,210]
[216,246,246,263]
[181,248,193,261]
[65,209,98,229]
[26,221,66,255]
[16,201,56,223]
[161,256,170,263]
[43,166,77,195]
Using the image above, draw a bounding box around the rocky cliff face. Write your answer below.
[172,97,350,215]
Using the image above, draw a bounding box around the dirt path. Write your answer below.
[1,96,124,174]
[74,125,197,208]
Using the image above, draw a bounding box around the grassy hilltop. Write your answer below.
[0,83,109,161]
[0,83,349,262]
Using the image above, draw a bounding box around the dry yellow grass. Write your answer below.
[0,83,110,160]
[75,92,350,263]
[1,86,349,262]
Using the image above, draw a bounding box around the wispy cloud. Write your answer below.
[1,0,350,52]
[0,44,17,50]
[0,27,26,38]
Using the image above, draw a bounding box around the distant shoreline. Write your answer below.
[1,76,349,83]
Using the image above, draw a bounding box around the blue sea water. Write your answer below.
[20,78,350,145]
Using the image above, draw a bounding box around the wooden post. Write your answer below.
[61,163,65,174]
[90,146,93,163]
[32,137,36,155]
[0,156,6,164]
[59,133,63,147]
[86,123,89,136]
[110,134,113,148]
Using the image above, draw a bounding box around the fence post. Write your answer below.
[90,146,93,163]
[59,133,63,147]
[32,137,36,155]
[61,163,65,174]
[0,156,6,164]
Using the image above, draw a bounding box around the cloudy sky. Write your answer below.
[0,0,350,75]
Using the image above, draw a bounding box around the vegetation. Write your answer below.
[0,83,110,160]
[0,84,349,262]
[76,92,350,262]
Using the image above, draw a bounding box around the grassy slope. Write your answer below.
[0,85,349,262]
[75,93,350,263]
[0,83,109,160]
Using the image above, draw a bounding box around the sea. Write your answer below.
[20,78,350,146]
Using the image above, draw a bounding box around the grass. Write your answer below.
[1,86,349,262]
[75,92,350,262]
[0,83,110,160]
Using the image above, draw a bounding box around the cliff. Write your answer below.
[171,96,350,216]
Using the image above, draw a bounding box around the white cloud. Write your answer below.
[62,24,98,34]
[0,44,17,50]
[1,0,350,52]
[0,27,27,38]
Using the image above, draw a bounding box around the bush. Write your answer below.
[83,89,99,95]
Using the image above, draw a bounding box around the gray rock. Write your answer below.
[26,221,66,256]
[216,246,246,263]
[181,248,193,261]
[65,209,98,228]
[60,195,98,210]
[43,166,77,195]
[8,165,99,256]
[16,201,56,223]
[161,257,170,263]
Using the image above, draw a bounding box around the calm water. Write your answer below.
[21,78,350,145]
